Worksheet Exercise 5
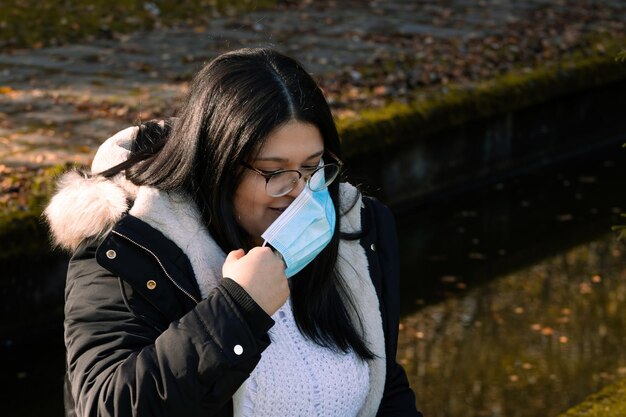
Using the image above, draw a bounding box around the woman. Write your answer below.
[44,47,422,417]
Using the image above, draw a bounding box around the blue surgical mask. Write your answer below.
[261,185,336,278]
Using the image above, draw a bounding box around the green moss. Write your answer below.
[337,38,626,159]
[557,378,626,417]
[0,0,276,49]
[0,164,70,263]
[0,209,49,260]
[0,1,149,48]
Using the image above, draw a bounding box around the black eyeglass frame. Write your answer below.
[241,150,344,197]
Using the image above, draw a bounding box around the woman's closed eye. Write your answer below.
[303,158,323,169]
[258,164,319,175]
[259,168,283,175]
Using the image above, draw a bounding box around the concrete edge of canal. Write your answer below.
[337,37,626,162]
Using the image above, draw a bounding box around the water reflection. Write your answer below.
[394,142,626,312]
[393,141,626,416]
[399,233,626,417]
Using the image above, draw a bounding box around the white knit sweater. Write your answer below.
[235,299,370,417]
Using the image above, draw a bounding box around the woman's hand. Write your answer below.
[222,247,289,316]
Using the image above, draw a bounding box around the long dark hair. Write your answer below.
[102,48,373,360]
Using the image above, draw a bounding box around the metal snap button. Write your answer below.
[233,345,243,355]
[370,243,376,252]
[106,249,117,259]
[146,280,157,290]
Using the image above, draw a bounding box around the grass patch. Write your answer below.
[557,378,626,417]
[0,164,71,262]
[0,0,276,49]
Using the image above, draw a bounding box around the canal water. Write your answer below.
[394,137,626,416]
[1,136,625,416]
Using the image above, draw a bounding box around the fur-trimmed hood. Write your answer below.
[44,126,138,253]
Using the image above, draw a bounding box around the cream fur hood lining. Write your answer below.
[43,126,386,416]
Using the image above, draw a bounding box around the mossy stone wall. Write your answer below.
[344,75,626,210]
[0,165,69,334]
[338,44,626,162]
[557,378,626,417]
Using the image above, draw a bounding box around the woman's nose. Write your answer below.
[287,176,306,198]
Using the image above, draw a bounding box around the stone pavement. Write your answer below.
[0,0,625,168]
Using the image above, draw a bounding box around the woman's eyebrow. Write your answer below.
[255,150,324,162]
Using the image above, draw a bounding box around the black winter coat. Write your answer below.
[62,196,422,417]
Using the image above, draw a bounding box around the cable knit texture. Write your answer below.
[236,299,369,417]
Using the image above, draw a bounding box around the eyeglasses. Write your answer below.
[242,150,343,197]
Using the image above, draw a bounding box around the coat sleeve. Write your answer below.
[364,197,424,417]
[64,246,273,417]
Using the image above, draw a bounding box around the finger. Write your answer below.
[225,249,245,263]
[252,245,272,253]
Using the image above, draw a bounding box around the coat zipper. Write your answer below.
[111,230,200,304]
